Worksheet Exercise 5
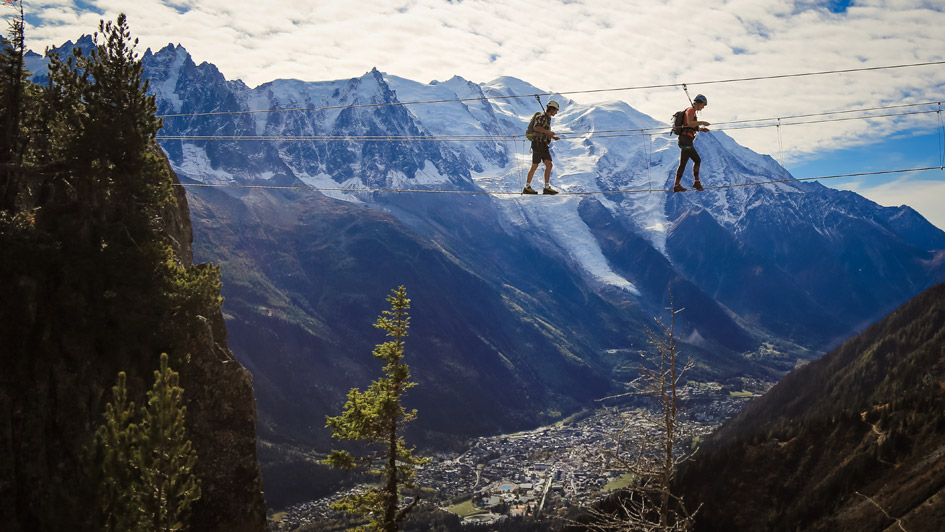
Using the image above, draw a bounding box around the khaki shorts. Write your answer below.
[531,140,552,163]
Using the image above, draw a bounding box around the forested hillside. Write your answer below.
[678,282,945,531]
[0,14,266,531]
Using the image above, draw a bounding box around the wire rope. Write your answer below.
[156,60,945,119]
[171,166,942,196]
[154,104,945,143]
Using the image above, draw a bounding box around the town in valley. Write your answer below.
[271,378,770,530]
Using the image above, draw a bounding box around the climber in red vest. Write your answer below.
[674,94,710,193]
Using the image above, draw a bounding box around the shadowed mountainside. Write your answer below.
[678,282,945,531]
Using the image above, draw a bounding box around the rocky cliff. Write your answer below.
[0,148,268,532]
[160,149,269,531]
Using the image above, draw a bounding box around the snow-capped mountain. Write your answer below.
[29,42,945,450]
[138,42,945,443]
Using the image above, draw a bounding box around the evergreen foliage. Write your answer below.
[324,286,429,532]
[89,354,201,532]
[0,0,29,207]
[0,11,222,367]
[0,12,203,362]
[0,13,231,530]
[93,371,141,532]
[138,353,202,532]
[38,13,170,235]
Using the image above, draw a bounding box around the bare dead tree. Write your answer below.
[581,296,700,531]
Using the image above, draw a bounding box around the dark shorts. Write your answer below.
[677,133,695,149]
[531,140,552,164]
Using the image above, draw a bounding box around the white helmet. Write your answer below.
[547,100,559,110]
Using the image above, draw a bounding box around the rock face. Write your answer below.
[176,312,268,532]
[0,150,267,532]
[161,149,269,532]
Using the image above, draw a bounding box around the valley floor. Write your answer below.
[269,377,771,531]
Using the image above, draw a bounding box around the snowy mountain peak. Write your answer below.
[144,44,194,114]
[130,49,944,299]
[31,38,936,326]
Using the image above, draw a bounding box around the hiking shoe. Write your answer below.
[522,185,538,195]
[693,181,704,191]
[542,186,559,195]
[673,184,687,193]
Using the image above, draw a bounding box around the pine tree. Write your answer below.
[35,14,204,362]
[137,353,201,532]
[41,12,172,251]
[89,355,201,532]
[80,14,168,222]
[325,286,429,532]
[2,13,217,532]
[0,0,28,208]
[92,371,142,532]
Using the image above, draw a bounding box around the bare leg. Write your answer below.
[526,163,540,186]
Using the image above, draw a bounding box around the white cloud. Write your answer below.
[14,1,945,167]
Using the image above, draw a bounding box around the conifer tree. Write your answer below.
[92,371,142,532]
[90,354,201,532]
[0,0,28,208]
[1,13,217,532]
[81,14,168,221]
[36,14,210,355]
[42,12,171,249]
[324,286,428,532]
[138,353,202,532]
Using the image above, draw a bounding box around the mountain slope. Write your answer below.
[678,282,945,531]
[186,185,626,448]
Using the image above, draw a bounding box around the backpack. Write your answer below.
[670,110,686,136]
[525,112,541,141]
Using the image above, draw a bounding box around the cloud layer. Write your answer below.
[20,1,945,156]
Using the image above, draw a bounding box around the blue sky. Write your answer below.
[825,0,854,13]
[6,0,945,229]
[790,130,945,225]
